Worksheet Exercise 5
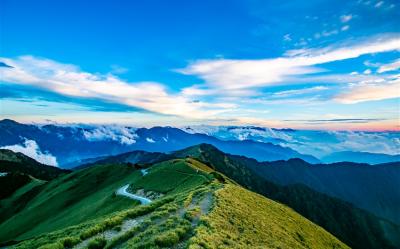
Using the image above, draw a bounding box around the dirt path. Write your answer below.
[115,184,151,204]
[73,217,145,249]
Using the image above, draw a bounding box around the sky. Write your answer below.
[0,0,399,130]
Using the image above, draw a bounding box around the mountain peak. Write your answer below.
[0,119,20,125]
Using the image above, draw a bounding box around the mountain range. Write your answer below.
[1,119,400,248]
[0,147,352,249]
[0,119,319,167]
[183,125,400,164]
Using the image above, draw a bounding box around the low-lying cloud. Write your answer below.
[82,125,138,145]
[1,139,58,166]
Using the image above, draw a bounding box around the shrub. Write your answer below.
[80,225,103,240]
[104,216,123,229]
[154,231,180,247]
[87,237,107,249]
[38,242,64,249]
[210,172,225,183]
[61,236,81,247]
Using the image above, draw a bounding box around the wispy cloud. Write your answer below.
[378,59,400,73]
[0,56,227,119]
[272,86,328,97]
[334,75,400,103]
[179,34,400,90]
[340,14,353,23]
[284,118,385,123]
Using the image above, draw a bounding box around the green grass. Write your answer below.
[188,184,349,249]
[0,164,141,242]
[131,159,212,194]
[6,157,352,249]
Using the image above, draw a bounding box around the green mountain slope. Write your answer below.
[173,144,400,249]
[0,163,142,243]
[1,155,348,249]
[0,149,71,225]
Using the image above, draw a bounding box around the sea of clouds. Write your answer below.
[182,125,400,158]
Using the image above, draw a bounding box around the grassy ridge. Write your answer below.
[189,184,349,249]
[131,159,212,194]
[176,144,398,249]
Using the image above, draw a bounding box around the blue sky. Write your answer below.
[1,0,399,130]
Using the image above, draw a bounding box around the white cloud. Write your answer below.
[1,140,58,166]
[321,29,339,37]
[283,34,292,42]
[341,25,350,31]
[363,69,372,74]
[110,64,129,74]
[335,75,400,103]
[378,59,400,73]
[375,1,384,8]
[340,14,353,23]
[179,34,400,90]
[272,86,328,97]
[183,126,400,157]
[146,137,155,143]
[82,125,138,145]
[0,56,226,119]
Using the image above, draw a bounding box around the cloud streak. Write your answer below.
[378,59,400,73]
[0,56,226,119]
[335,75,400,103]
[179,34,400,90]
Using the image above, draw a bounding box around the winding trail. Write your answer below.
[116,184,151,205]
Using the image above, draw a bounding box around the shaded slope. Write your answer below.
[74,150,173,170]
[239,157,400,225]
[0,149,69,180]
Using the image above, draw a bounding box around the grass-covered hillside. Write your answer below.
[1,153,349,249]
[0,150,71,226]
[174,144,400,249]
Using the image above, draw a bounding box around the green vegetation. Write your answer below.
[3,150,357,249]
[131,159,212,194]
[87,237,107,249]
[0,164,142,242]
[188,184,349,249]
[176,143,399,249]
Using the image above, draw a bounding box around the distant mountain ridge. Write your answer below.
[0,119,319,168]
[322,151,400,164]
[182,125,400,164]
